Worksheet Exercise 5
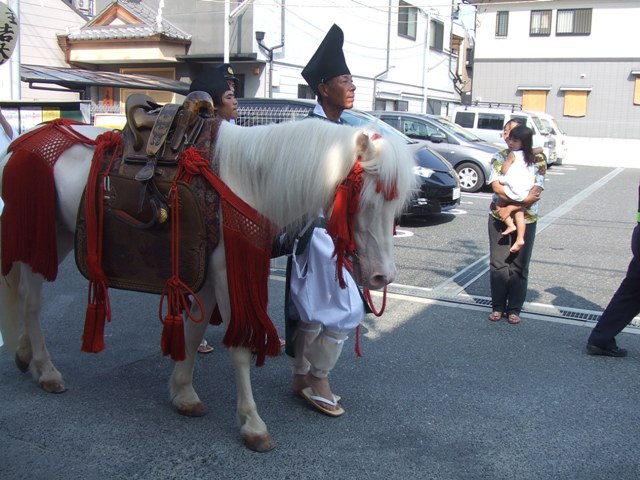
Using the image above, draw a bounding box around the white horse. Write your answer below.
[0,118,415,451]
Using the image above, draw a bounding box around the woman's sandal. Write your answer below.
[197,339,214,354]
[507,314,521,324]
[488,311,503,322]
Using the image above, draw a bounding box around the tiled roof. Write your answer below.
[67,0,191,42]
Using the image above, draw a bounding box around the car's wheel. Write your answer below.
[456,162,484,193]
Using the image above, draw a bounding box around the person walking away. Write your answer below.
[585,184,640,357]
[495,125,537,253]
[487,119,546,325]
[285,24,363,417]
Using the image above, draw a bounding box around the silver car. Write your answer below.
[369,111,500,193]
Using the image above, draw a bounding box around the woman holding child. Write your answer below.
[487,119,547,325]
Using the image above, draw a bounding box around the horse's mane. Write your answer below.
[214,118,416,229]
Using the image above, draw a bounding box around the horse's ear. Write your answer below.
[356,131,378,161]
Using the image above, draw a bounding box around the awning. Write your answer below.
[20,64,191,94]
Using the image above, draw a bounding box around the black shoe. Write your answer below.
[585,343,628,357]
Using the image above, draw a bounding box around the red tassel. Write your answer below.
[355,324,362,357]
[161,314,185,361]
[81,303,106,353]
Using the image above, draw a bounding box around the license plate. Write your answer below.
[452,187,461,200]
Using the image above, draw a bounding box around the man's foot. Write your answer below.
[501,225,516,236]
[301,373,342,415]
[585,343,628,357]
[291,374,310,397]
[488,311,503,322]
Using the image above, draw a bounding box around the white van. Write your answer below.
[535,112,569,164]
[450,105,557,165]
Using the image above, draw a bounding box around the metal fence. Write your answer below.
[236,105,312,127]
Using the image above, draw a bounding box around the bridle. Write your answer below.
[326,142,398,317]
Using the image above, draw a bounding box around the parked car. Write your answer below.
[368,110,500,193]
[237,98,461,216]
[450,104,557,165]
[535,112,569,165]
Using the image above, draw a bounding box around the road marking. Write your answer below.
[394,229,414,238]
[432,167,626,297]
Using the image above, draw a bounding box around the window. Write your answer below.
[557,9,592,36]
[530,10,552,36]
[427,99,442,115]
[454,111,475,128]
[398,1,417,40]
[634,71,640,105]
[297,84,315,99]
[521,90,548,112]
[562,90,590,117]
[477,113,505,131]
[495,11,509,38]
[430,20,444,51]
[379,115,401,130]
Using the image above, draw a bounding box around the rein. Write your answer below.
[364,287,388,316]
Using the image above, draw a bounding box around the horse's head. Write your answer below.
[327,129,416,291]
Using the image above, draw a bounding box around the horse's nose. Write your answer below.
[370,271,395,289]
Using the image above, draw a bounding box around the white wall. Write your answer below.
[473,0,639,59]
[0,0,86,101]
[252,0,460,112]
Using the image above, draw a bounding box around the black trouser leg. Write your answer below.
[488,216,537,315]
[588,225,640,349]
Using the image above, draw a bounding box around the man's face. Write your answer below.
[319,74,356,110]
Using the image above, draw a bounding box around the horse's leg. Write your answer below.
[18,263,66,393]
[208,243,274,452]
[169,275,216,417]
[18,231,74,393]
[229,346,275,452]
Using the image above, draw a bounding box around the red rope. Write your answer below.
[364,286,388,317]
[81,131,121,353]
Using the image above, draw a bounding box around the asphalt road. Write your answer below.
[2,163,640,480]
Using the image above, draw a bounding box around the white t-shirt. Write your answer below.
[498,150,535,201]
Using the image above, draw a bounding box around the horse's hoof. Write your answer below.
[40,380,67,394]
[15,353,30,373]
[175,401,208,417]
[243,433,276,452]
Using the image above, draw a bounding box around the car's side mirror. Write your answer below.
[430,132,446,143]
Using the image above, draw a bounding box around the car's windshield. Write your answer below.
[341,109,415,145]
[540,118,557,135]
[430,116,484,142]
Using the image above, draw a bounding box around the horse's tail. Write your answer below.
[0,227,21,355]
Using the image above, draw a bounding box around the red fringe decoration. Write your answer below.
[1,119,96,281]
[326,161,364,288]
[80,131,121,353]
[176,146,280,366]
[1,149,58,280]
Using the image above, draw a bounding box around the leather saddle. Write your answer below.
[75,93,221,294]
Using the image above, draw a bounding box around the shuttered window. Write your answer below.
[530,10,552,36]
[495,11,508,38]
[522,90,547,112]
[563,90,589,117]
[557,9,592,36]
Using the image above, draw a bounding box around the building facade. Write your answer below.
[467,0,640,141]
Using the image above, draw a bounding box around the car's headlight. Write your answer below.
[413,166,434,178]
